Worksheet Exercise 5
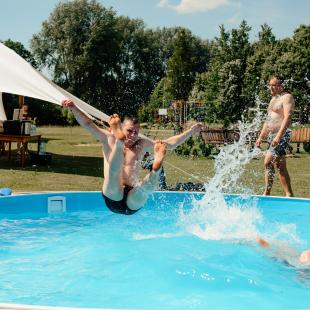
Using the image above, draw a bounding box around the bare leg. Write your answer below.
[126,141,167,211]
[263,152,275,195]
[102,115,125,200]
[152,141,167,171]
[275,156,294,197]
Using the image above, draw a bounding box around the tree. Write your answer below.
[31,0,120,113]
[193,21,252,125]
[258,23,276,46]
[31,0,179,117]
[111,17,167,116]
[140,27,210,121]
[260,25,310,110]
[138,78,173,123]
[243,24,277,105]
[165,28,209,100]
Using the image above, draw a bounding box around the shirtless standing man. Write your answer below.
[256,76,295,197]
[62,99,203,215]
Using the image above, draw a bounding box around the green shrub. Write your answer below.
[199,142,213,157]
[182,144,191,156]
[191,145,201,157]
[175,135,213,157]
[303,142,310,153]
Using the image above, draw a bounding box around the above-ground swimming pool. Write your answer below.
[0,191,309,310]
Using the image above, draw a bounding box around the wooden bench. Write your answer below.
[290,127,310,153]
[202,127,310,152]
[201,129,227,145]
[201,129,256,146]
[290,127,310,143]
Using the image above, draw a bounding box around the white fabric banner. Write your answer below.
[0,91,7,121]
[0,42,109,122]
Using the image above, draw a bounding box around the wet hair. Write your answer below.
[270,75,284,85]
[123,116,140,126]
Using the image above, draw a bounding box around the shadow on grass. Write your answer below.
[0,152,103,177]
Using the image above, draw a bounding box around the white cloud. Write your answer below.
[158,0,230,14]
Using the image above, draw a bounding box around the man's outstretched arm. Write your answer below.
[163,123,203,150]
[62,99,109,144]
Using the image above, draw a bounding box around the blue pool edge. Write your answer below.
[0,191,309,215]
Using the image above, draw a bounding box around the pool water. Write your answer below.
[0,192,309,310]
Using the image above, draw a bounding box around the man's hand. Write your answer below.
[62,99,75,107]
[271,136,280,147]
[190,122,204,134]
[256,137,262,148]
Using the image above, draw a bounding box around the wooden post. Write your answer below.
[18,95,24,108]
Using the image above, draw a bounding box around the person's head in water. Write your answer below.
[122,116,140,147]
[269,75,285,96]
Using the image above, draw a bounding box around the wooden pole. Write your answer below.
[18,95,24,108]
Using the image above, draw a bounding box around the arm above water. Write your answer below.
[256,236,306,266]
[62,99,110,145]
[163,123,203,150]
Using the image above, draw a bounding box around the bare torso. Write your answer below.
[102,136,150,187]
[121,141,145,186]
[266,93,292,134]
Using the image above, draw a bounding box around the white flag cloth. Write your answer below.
[0,91,7,121]
[0,42,109,122]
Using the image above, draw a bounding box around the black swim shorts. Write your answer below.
[102,185,138,215]
[268,130,291,157]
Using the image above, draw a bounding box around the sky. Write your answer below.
[0,0,309,48]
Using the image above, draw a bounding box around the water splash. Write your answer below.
[179,99,282,243]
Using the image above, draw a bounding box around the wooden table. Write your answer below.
[0,134,41,167]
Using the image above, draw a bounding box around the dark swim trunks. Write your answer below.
[268,129,291,157]
[102,185,138,215]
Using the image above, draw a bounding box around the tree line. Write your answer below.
[1,0,309,126]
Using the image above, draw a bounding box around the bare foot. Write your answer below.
[263,188,271,196]
[109,114,125,141]
[152,141,167,171]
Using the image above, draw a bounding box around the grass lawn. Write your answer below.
[0,126,309,198]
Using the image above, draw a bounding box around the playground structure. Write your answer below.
[169,99,207,125]
[145,99,207,139]
[153,99,207,128]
